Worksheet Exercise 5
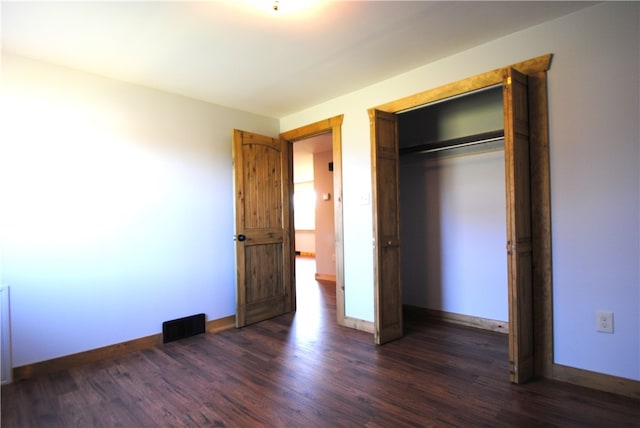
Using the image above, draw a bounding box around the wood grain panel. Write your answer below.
[370,110,403,344]
[233,130,292,327]
[242,138,283,229]
[504,68,534,384]
[245,243,284,303]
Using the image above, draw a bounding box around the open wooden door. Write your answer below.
[503,68,535,383]
[232,129,294,328]
[370,109,403,345]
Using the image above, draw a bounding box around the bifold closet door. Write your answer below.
[371,109,403,345]
[503,67,534,384]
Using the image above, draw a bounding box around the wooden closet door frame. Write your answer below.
[368,54,554,379]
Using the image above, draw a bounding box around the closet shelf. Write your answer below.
[399,129,504,155]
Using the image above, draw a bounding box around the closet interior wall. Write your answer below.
[398,86,509,325]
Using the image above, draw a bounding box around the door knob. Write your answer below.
[237,234,246,242]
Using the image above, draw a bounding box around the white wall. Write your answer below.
[0,53,279,366]
[545,3,639,381]
[281,3,639,380]
[294,230,315,254]
[400,147,507,322]
[313,150,335,276]
[294,181,316,254]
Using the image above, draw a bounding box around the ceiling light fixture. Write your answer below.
[238,0,321,15]
[262,0,322,15]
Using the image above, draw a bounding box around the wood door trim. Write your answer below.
[281,115,344,140]
[528,71,553,379]
[281,115,347,328]
[371,54,551,114]
[368,54,553,379]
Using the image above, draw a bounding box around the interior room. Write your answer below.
[0,0,638,424]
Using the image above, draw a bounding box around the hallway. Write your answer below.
[291,256,335,344]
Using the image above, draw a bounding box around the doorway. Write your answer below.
[292,132,336,321]
[292,133,335,282]
[281,115,347,326]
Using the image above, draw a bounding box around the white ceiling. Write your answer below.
[1,1,594,118]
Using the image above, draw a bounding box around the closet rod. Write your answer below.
[418,135,504,154]
[399,129,504,156]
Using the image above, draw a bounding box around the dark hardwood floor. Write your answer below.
[2,257,639,427]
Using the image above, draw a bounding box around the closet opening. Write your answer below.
[398,85,509,334]
[371,57,553,383]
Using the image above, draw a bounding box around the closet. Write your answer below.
[398,86,508,330]
[372,59,552,384]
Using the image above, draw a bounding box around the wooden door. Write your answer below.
[233,129,294,327]
[503,68,535,383]
[370,109,403,344]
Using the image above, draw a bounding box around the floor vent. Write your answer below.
[162,313,206,344]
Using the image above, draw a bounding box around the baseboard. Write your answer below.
[297,252,315,257]
[552,363,640,399]
[315,273,336,283]
[206,315,236,334]
[404,305,508,334]
[12,315,235,382]
[343,316,375,333]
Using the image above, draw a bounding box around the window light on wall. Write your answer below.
[294,182,316,230]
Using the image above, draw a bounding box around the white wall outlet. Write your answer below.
[596,310,613,333]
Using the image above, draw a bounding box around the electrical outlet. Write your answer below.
[596,310,613,333]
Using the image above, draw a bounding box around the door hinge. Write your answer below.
[507,240,515,255]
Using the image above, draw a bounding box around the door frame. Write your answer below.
[281,115,347,327]
[368,54,554,378]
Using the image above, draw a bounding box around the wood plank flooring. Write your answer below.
[2,257,639,427]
